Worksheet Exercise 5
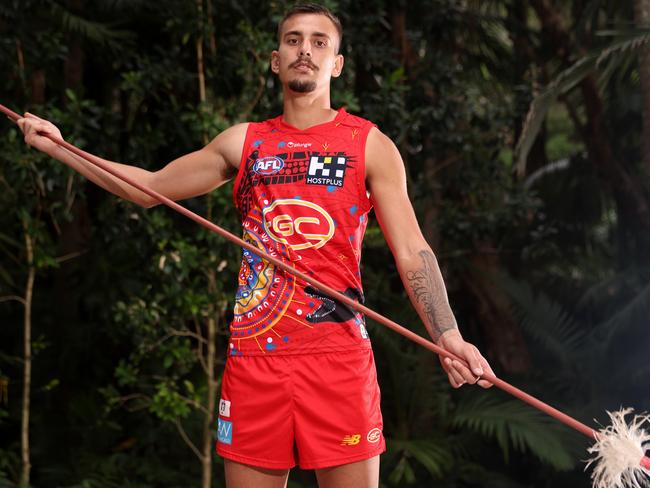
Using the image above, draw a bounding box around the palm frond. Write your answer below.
[456,460,526,488]
[95,0,149,11]
[452,392,578,470]
[500,277,587,365]
[610,345,650,390]
[388,438,454,480]
[515,27,650,177]
[592,280,650,345]
[0,474,13,488]
[0,232,20,249]
[387,455,417,485]
[49,0,134,48]
[514,54,597,178]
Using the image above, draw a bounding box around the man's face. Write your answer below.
[271,13,344,94]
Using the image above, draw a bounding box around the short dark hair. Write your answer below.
[277,3,343,53]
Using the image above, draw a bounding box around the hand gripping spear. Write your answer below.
[2,103,649,488]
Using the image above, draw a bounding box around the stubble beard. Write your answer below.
[288,79,317,93]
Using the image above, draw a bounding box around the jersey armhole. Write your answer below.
[232,123,257,208]
[357,122,376,214]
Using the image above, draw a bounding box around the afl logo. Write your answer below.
[253,156,284,175]
[262,199,334,251]
[366,428,381,444]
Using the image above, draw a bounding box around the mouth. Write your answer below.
[291,61,317,72]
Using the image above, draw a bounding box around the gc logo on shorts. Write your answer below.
[367,428,381,443]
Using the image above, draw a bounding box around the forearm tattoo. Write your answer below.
[406,250,458,342]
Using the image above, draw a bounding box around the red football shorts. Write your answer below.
[215,348,385,470]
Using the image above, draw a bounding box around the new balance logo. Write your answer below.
[341,434,361,446]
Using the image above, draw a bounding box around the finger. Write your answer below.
[445,358,467,387]
[465,346,484,377]
[477,379,493,389]
[28,122,49,137]
[25,122,40,140]
[447,372,463,389]
[477,356,494,388]
[25,112,44,121]
[20,120,34,143]
[24,122,44,145]
[451,359,478,385]
[481,355,495,376]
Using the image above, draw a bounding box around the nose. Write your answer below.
[299,40,312,57]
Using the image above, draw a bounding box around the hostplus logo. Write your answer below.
[306,155,347,187]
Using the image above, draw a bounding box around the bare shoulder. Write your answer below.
[364,126,425,255]
[365,126,406,188]
[206,122,249,170]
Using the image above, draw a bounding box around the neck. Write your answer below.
[281,88,337,129]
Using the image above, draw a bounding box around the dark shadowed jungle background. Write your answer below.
[1,1,650,486]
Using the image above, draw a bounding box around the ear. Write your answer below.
[271,50,280,74]
[331,54,344,78]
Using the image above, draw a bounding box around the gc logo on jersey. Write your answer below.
[262,199,334,251]
[307,155,347,187]
[253,156,284,175]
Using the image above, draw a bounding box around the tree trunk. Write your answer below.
[201,310,217,488]
[197,4,215,485]
[196,0,208,143]
[635,0,650,192]
[463,249,531,373]
[508,2,549,178]
[20,219,34,487]
[64,0,84,94]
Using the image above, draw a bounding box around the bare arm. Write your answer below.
[17,112,247,207]
[366,127,493,388]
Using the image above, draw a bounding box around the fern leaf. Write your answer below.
[452,392,578,471]
[389,438,453,479]
[500,277,587,364]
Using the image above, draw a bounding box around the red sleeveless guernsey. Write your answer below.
[230,108,375,356]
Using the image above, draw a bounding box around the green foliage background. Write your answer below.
[1,0,649,487]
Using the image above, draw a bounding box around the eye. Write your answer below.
[286,38,298,45]
[315,39,327,48]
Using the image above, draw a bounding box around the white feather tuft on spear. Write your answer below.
[586,409,650,488]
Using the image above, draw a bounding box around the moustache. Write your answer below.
[289,58,318,71]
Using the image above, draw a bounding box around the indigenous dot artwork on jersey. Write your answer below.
[230,109,375,356]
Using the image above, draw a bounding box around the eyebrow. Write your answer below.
[284,30,331,41]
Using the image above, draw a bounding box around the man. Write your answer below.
[18,4,493,487]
